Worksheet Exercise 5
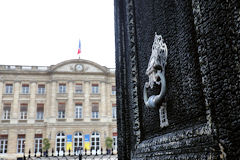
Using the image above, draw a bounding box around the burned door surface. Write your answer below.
[114,0,240,160]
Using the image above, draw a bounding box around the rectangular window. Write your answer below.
[0,135,8,154]
[75,103,83,119]
[92,103,99,119]
[112,104,117,119]
[59,83,66,93]
[112,86,116,95]
[91,84,99,94]
[36,104,44,120]
[38,84,45,94]
[34,134,42,153]
[22,84,29,94]
[58,103,65,119]
[5,84,13,94]
[75,83,83,93]
[2,104,11,120]
[20,104,28,120]
[17,134,25,153]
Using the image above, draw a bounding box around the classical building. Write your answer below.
[0,59,117,159]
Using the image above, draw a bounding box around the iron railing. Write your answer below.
[20,148,117,160]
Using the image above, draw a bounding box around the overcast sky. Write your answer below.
[0,0,115,68]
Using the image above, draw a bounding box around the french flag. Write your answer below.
[78,40,81,54]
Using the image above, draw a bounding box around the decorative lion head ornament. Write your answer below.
[143,33,168,108]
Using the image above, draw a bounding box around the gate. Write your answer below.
[21,148,118,160]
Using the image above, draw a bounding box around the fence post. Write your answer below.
[46,149,48,157]
[23,152,26,160]
[79,151,82,160]
[40,149,43,157]
[52,148,54,156]
[28,149,31,158]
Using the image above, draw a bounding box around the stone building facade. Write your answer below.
[115,0,239,160]
[0,59,117,159]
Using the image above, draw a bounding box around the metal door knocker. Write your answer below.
[144,33,168,108]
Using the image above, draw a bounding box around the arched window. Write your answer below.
[56,132,65,152]
[91,132,100,150]
[73,132,83,152]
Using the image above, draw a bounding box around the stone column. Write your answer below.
[25,129,34,155]
[50,81,56,123]
[45,82,51,121]
[106,83,112,119]
[100,82,106,119]
[0,81,3,118]
[12,81,20,123]
[84,81,90,121]
[67,81,74,122]
[8,129,17,154]
[28,82,36,123]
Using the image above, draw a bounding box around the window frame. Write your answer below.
[21,84,29,94]
[2,104,11,120]
[59,83,66,93]
[58,103,65,119]
[91,103,99,119]
[20,104,28,120]
[55,132,65,152]
[73,132,83,153]
[91,84,99,94]
[91,132,100,151]
[75,103,83,119]
[17,135,25,153]
[112,104,117,119]
[0,135,8,154]
[34,134,42,153]
[5,84,13,94]
[112,86,116,95]
[36,104,44,120]
[37,84,45,94]
[75,83,83,93]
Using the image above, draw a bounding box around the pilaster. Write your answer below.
[100,82,106,119]
[12,81,20,123]
[67,81,73,122]
[50,81,56,122]
[0,81,3,119]
[84,81,90,121]
[28,82,36,123]
[25,129,34,154]
[8,129,17,154]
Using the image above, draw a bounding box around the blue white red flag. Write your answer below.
[78,40,81,54]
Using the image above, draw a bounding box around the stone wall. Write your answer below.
[114,0,240,159]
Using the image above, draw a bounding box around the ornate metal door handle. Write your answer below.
[143,33,168,108]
